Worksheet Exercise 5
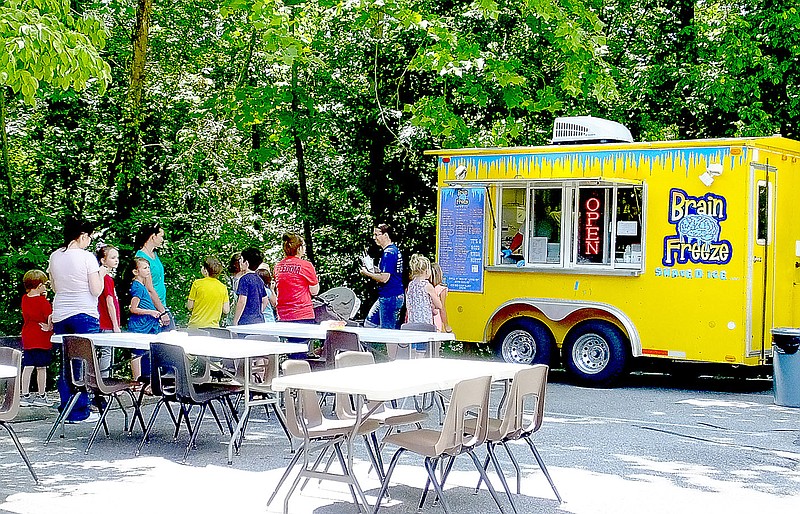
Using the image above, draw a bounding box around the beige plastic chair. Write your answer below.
[0,348,39,484]
[239,334,291,448]
[334,350,427,442]
[467,364,562,511]
[266,359,383,514]
[372,375,509,514]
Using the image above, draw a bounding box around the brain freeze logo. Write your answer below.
[662,188,733,266]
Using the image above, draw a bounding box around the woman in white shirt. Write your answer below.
[49,217,106,423]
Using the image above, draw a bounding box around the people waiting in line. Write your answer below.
[275,233,319,357]
[128,257,162,382]
[360,223,405,330]
[134,223,172,331]
[232,247,268,326]
[186,256,230,329]
[96,244,121,378]
[20,270,54,407]
[256,264,277,323]
[48,217,106,423]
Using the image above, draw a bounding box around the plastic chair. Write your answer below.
[334,351,427,445]
[45,336,145,454]
[307,330,362,370]
[137,342,242,463]
[468,364,562,510]
[178,328,212,384]
[238,334,292,448]
[266,359,383,514]
[0,348,39,483]
[400,322,439,358]
[372,375,509,514]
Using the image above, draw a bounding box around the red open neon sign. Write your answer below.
[584,197,601,255]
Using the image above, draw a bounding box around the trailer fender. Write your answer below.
[485,298,642,357]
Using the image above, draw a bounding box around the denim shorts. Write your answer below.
[365,295,404,330]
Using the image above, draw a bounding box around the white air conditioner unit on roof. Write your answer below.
[552,116,633,145]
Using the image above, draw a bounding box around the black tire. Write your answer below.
[493,318,553,366]
[563,320,629,387]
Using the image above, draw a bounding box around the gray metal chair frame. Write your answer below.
[45,336,145,454]
[371,375,509,514]
[0,348,39,483]
[471,364,562,511]
[137,342,241,463]
[266,359,384,514]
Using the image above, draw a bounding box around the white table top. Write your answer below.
[227,321,455,345]
[51,332,307,358]
[271,358,529,401]
[0,364,17,379]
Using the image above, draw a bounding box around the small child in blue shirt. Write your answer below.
[128,257,161,381]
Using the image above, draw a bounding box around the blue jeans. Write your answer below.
[365,295,404,330]
[54,313,100,422]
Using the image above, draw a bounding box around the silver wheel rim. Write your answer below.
[572,333,610,375]
[502,329,536,364]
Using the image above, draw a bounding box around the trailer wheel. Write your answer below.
[494,318,553,366]
[564,321,628,387]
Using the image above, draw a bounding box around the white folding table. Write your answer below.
[270,358,529,513]
[0,364,17,379]
[227,322,455,357]
[52,332,306,463]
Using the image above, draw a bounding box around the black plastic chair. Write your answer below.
[137,342,242,463]
[307,330,362,370]
[45,336,145,454]
[0,348,39,483]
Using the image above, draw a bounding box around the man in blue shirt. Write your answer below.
[361,223,404,331]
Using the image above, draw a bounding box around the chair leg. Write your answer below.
[1,421,39,484]
[474,450,491,493]
[183,403,207,462]
[525,437,562,503]
[137,399,165,456]
[486,443,518,514]
[428,455,456,508]
[467,450,508,514]
[112,393,129,432]
[371,448,405,514]
[500,441,522,494]
[424,456,452,514]
[45,392,81,444]
[266,445,305,506]
[125,389,147,434]
[85,396,115,454]
[269,402,293,449]
[208,401,225,434]
[364,433,385,483]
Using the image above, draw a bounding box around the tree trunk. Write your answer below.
[112,0,152,222]
[0,87,11,200]
[292,63,314,263]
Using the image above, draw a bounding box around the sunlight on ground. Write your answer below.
[3,455,800,514]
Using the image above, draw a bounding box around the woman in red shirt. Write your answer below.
[274,233,320,357]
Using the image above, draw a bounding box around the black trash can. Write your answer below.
[771,327,800,408]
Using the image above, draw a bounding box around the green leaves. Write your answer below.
[0,1,111,104]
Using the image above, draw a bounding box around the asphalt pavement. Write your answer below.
[1,369,799,514]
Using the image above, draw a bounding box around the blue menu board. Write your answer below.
[438,187,485,293]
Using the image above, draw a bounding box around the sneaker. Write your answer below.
[65,412,101,424]
[32,393,53,407]
[20,393,33,407]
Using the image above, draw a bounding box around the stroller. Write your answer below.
[313,287,361,325]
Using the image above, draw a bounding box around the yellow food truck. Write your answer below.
[429,117,800,386]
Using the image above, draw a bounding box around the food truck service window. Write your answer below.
[495,182,644,272]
